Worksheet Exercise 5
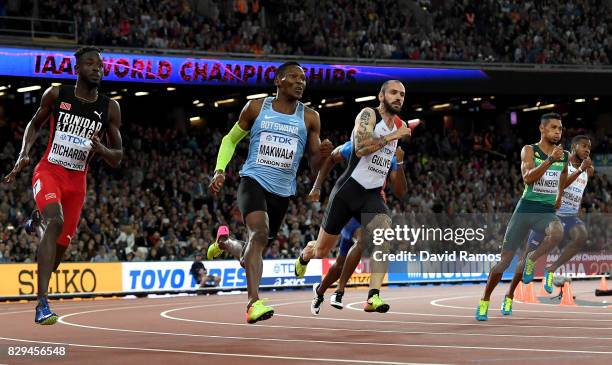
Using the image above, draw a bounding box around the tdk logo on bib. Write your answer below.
[60,134,89,146]
[266,134,293,145]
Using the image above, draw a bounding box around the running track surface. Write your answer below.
[1,281,611,365]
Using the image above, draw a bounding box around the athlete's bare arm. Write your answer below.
[520,144,563,185]
[563,157,593,188]
[236,99,262,132]
[305,108,332,173]
[353,108,410,158]
[209,99,261,193]
[308,145,344,202]
[92,99,123,168]
[3,86,59,183]
[555,161,569,209]
[388,146,407,198]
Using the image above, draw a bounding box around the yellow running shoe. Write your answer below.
[363,294,390,313]
[207,242,223,260]
[501,295,513,315]
[246,299,274,324]
[475,299,489,321]
[294,255,308,278]
[207,226,229,260]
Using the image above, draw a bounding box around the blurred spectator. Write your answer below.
[190,251,221,288]
[0,109,609,263]
[12,0,609,65]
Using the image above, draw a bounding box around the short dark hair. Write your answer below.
[571,134,590,146]
[276,62,301,79]
[540,112,561,125]
[74,46,102,63]
[380,79,403,94]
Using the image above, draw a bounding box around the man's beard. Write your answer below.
[383,98,400,115]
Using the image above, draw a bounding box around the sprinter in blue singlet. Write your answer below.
[207,62,333,323]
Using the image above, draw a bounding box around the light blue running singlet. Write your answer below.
[240,97,307,197]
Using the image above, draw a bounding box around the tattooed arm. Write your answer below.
[353,108,410,158]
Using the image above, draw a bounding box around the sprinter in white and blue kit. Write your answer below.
[500,135,593,316]
[295,80,412,313]
[207,62,333,323]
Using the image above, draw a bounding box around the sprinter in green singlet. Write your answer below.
[475,113,568,321]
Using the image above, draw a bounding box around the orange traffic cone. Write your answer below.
[514,282,525,301]
[560,282,576,306]
[600,276,609,291]
[524,282,538,303]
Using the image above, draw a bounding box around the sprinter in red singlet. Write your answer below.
[3,47,123,325]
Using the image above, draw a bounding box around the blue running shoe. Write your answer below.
[475,299,489,321]
[24,210,41,235]
[543,268,554,294]
[35,298,58,325]
[501,295,513,315]
[522,251,536,284]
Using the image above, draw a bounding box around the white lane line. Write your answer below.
[342,296,612,322]
[275,312,612,331]
[0,337,443,365]
[430,295,612,315]
[161,304,612,341]
[0,300,204,317]
[56,297,612,355]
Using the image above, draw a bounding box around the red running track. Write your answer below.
[1,281,611,365]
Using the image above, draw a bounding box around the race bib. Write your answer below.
[561,189,582,211]
[366,145,394,179]
[47,130,92,171]
[532,170,561,195]
[256,132,297,169]
[559,167,588,213]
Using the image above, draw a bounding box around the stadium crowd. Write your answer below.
[3,0,610,64]
[0,114,609,263]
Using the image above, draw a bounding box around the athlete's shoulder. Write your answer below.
[520,144,535,159]
[521,144,534,152]
[248,97,266,109]
[303,105,319,119]
[303,105,320,129]
[43,85,60,99]
[241,98,265,119]
[359,106,376,115]
[108,97,121,114]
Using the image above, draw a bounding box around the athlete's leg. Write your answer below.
[54,185,85,271]
[301,186,353,264]
[523,215,563,284]
[527,220,564,263]
[302,228,341,261]
[233,177,273,312]
[38,203,64,300]
[242,211,269,307]
[367,213,393,292]
[547,223,587,272]
[483,249,516,301]
[217,237,245,260]
[337,240,362,293]
[318,225,361,295]
[53,245,68,271]
[505,231,542,299]
[482,202,531,302]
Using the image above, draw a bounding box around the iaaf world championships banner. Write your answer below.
[0,47,488,87]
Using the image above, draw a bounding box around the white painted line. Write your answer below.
[56,297,612,355]
[162,304,612,341]
[342,297,612,323]
[430,295,612,316]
